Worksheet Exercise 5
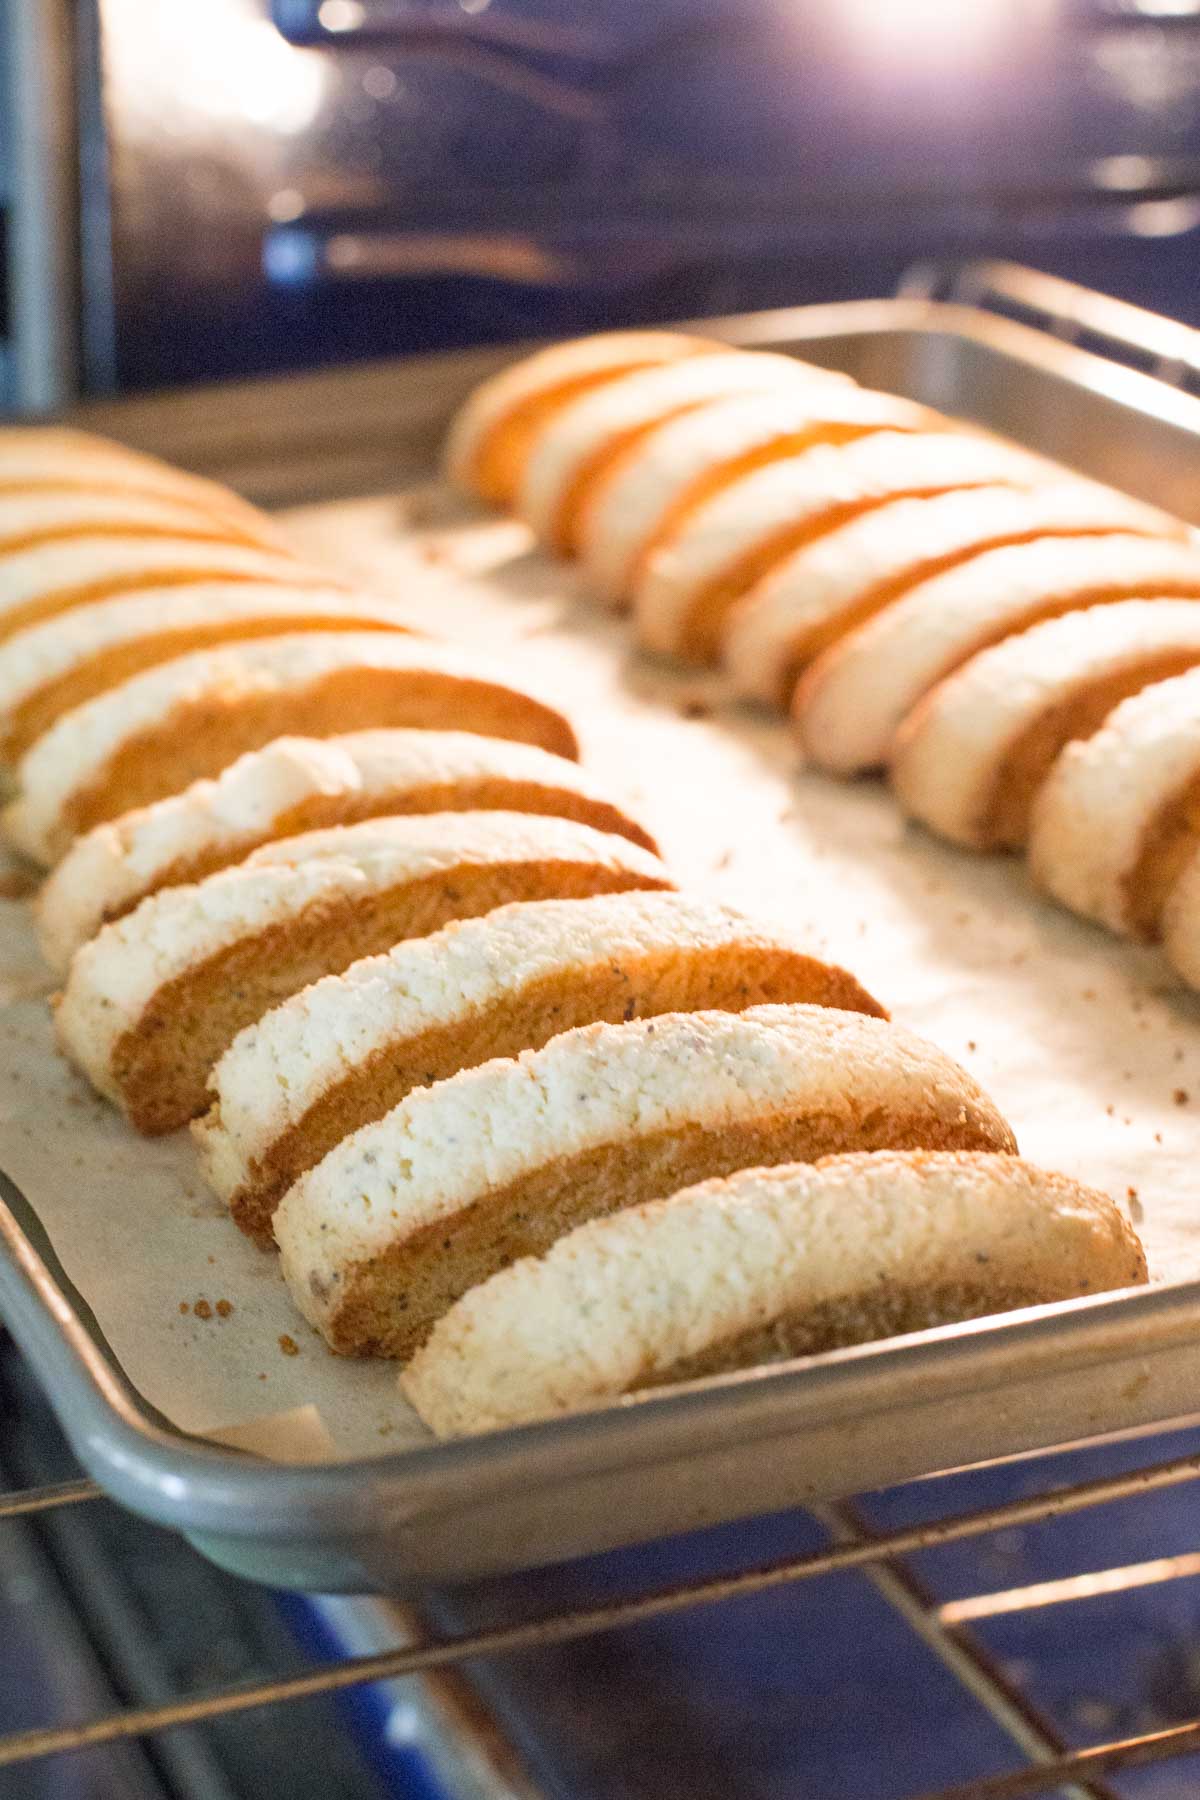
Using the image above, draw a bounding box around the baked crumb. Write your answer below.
[0,869,38,900]
[279,1334,300,1357]
[1174,1089,1190,1107]
[194,1299,212,1320]
[216,1299,233,1318]
[178,1301,189,1315]
[1127,1188,1144,1223]
[679,699,711,720]
[966,1041,977,1053]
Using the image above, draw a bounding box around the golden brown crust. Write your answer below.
[59,666,581,842]
[313,1104,1013,1358]
[2,612,420,761]
[105,858,669,1134]
[226,943,886,1244]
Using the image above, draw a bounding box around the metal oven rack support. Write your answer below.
[5,261,1200,1796]
[7,1454,1200,1796]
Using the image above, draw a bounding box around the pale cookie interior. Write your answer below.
[106,860,666,1133]
[977,649,1200,849]
[223,942,884,1244]
[59,668,578,841]
[308,1107,1014,1359]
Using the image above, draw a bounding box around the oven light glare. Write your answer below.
[318,0,365,30]
[103,0,329,136]
[1127,196,1200,237]
[835,0,1041,66]
[268,188,307,222]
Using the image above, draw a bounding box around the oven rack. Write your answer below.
[5,1447,1200,1797]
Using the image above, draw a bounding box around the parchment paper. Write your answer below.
[4,483,1199,1463]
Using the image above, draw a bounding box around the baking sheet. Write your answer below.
[4,481,1199,1464]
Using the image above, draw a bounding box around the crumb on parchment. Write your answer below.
[194,1299,212,1320]
[279,1334,300,1357]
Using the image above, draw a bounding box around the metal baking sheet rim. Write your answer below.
[3,1169,1198,1593]
[2,294,1200,1592]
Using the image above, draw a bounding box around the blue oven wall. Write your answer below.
[86,0,1200,393]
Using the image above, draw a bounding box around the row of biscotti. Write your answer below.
[448,330,1200,983]
[49,800,1147,1434]
[446,331,1193,682]
[7,423,1147,1437]
[52,855,1147,1435]
[0,424,648,887]
[0,425,663,882]
[38,736,1101,1405]
[0,425,363,647]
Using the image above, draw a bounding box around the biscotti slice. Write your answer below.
[0,583,427,761]
[795,535,1200,776]
[403,1151,1146,1435]
[196,891,886,1244]
[631,430,1050,661]
[0,487,283,555]
[1027,667,1200,940]
[517,351,881,552]
[0,534,340,642]
[579,387,962,606]
[37,730,656,973]
[54,811,671,1134]
[5,633,579,864]
[444,331,721,504]
[0,427,271,537]
[722,482,1175,707]
[891,601,1200,851]
[275,1004,1015,1358]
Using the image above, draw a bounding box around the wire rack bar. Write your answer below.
[0,1478,100,1519]
[912,1718,1200,1800]
[815,1499,1118,1800]
[4,1447,1200,1771]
